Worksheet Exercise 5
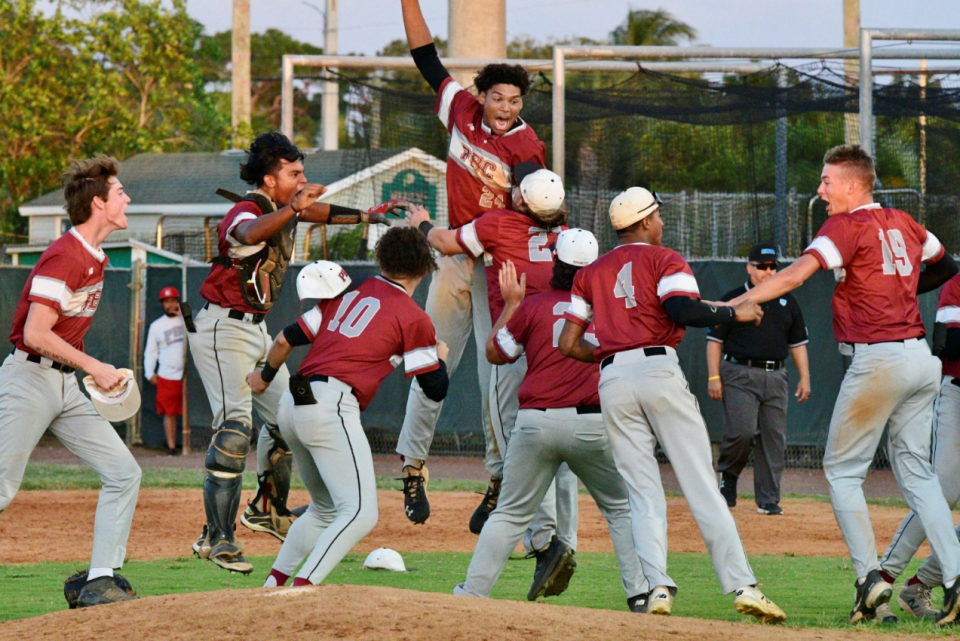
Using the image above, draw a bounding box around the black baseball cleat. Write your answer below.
[76,576,138,608]
[628,592,649,613]
[208,539,254,574]
[719,472,737,508]
[849,569,893,624]
[936,579,960,626]
[527,535,576,601]
[757,503,783,515]
[401,473,430,525]
[469,477,501,534]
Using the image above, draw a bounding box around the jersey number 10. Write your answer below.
[879,229,913,276]
[327,291,381,338]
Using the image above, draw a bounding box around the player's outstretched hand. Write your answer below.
[499,260,527,308]
[90,362,125,393]
[796,377,811,403]
[406,204,432,230]
[246,370,268,395]
[732,300,763,325]
[436,340,449,362]
[293,183,328,214]
[365,199,409,225]
[708,378,723,402]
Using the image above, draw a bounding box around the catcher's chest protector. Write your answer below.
[216,190,296,312]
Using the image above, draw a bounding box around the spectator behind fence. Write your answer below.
[145,287,185,455]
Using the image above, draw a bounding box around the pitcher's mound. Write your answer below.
[0,584,894,641]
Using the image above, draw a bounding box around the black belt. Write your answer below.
[532,405,602,414]
[724,354,784,371]
[951,378,960,389]
[204,303,265,324]
[600,346,667,371]
[14,349,75,374]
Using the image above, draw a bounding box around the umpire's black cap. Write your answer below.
[748,243,780,264]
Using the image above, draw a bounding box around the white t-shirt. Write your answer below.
[144,314,185,380]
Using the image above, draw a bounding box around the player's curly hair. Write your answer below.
[549,259,581,292]
[375,226,438,280]
[240,131,305,186]
[474,63,533,96]
[61,155,120,226]
[823,144,876,187]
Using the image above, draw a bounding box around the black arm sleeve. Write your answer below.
[411,42,450,93]
[918,253,959,294]
[328,204,364,219]
[282,323,311,347]
[662,296,737,328]
[943,327,960,361]
[415,359,449,402]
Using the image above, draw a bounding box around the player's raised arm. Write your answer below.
[402,0,450,92]
[486,261,527,365]
[407,204,464,255]
[731,254,821,307]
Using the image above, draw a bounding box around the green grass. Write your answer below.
[1,551,954,635]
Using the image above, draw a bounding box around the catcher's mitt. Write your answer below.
[64,570,136,609]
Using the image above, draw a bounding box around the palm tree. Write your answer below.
[610,8,697,46]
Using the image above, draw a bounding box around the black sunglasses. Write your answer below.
[636,191,663,218]
[750,262,778,271]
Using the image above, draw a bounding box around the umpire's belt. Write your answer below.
[951,377,960,390]
[203,303,265,324]
[724,354,783,371]
[600,346,672,371]
[308,374,355,398]
[531,405,602,414]
[10,348,75,374]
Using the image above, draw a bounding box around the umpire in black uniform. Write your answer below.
[706,243,811,515]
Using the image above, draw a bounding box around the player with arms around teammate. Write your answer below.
[0,157,142,606]
[247,227,449,587]
[145,287,185,455]
[731,145,960,626]
[397,0,547,523]
[456,231,651,612]
[558,187,786,623]
[188,131,396,574]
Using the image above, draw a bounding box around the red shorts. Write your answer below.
[155,376,183,416]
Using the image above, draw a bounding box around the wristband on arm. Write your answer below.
[418,220,435,236]
[261,362,279,383]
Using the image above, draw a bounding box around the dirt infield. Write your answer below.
[0,584,905,641]
[0,489,939,564]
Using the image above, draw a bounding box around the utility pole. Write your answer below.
[448,0,506,89]
[321,0,339,150]
[232,0,252,145]
[843,0,860,145]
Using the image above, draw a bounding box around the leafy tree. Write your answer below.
[609,8,697,46]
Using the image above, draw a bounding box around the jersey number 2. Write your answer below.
[879,229,913,276]
[613,263,637,308]
[327,291,381,338]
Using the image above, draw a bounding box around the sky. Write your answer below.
[181,0,960,65]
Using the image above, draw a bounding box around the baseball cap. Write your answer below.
[159,286,180,301]
[748,243,780,264]
[363,548,406,572]
[609,187,662,230]
[296,260,352,300]
[556,228,599,267]
[84,369,142,422]
[514,163,565,216]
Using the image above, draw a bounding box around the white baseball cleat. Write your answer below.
[735,585,787,624]
[647,585,673,616]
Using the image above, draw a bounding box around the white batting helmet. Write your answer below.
[296,260,351,300]
[556,228,599,267]
[609,187,662,230]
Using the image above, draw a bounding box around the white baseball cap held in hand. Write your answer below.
[84,368,142,422]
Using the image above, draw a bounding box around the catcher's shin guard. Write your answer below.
[263,424,293,514]
[203,420,251,544]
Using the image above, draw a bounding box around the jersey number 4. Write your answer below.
[879,229,913,276]
[327,291,381,338]
[613,262,637,308]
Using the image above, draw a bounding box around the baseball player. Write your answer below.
[558,187,786,624]
[245,227,449,587]
[0,156,142,606]
[455,232,652,612]
[869,271,960,621]
[730,145,960,626]
[188,131,398,573]
[408,164,578,550]
[145,286,185,455]
[397,0,547,525]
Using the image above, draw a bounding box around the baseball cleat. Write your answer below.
[734,585,786,624]
[192,525,211,558]
[627,593,649,613]
[527,536,576,601]
[469,476,501,534]
[849,569,893,624]
[874,602,899,623]
[719,473,737,508]
[647,586,674,616]
[400,464,430,525]
[208,540,254,575]
[76,576,138,608]
[898,581,937,619]
[756,503,783,515]
[241,503,293,542]
[937,580,960,626]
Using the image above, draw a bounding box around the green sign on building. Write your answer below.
[382,169,438,219]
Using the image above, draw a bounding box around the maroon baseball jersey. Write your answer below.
[495,289,600,409]
[565,243,700,359]
[296,277,439,410]
[803,204,944,345]
[455,208,565,321]
[199,199,274,315]
[937,273,960,379]
[436,78,546,229]
[9,228,107,355]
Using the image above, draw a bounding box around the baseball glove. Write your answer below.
[64,570,137,609]
[363,199,409,225]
